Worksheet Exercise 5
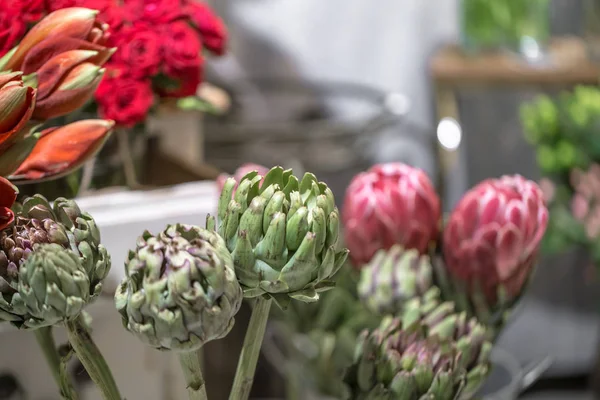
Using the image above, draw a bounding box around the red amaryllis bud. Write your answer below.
[10,119,114,183]
[342,163,441,267]
[32,50,105,120]
[216,163,269,195]
[442,175,549,303]
[0,72,36,152]
[20,34,115,76]
[0,177,17,230]
[3,8,109,72]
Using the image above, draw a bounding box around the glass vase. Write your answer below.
[461,0,551,62]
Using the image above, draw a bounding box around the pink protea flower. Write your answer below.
[216,163,269,194]
[342,163,441,267]
[443,175,549,303]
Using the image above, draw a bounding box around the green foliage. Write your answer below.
[521,85,600,264]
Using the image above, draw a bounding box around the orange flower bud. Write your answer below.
[0,72,36,152]
[32,50,105,120]
[11,120,114,183]
[3,8,106,72]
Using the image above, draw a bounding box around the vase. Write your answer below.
[460,0,551,63]
[585,0,600,62]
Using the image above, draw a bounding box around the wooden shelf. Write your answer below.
[431,37,600,87]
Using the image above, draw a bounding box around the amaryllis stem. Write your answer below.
[34,327,79,400]
[228,297,272,400]
[116,128,142,190]
[177,350,208,400]
[65,317,122,400]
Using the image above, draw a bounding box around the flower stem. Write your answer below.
[65,317,122,400]
[228,297,272,400]
[34,327,79,400]
[177,350,208,400]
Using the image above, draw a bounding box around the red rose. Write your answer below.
[0,5,26,57]
[82,0,127,30]
[17,0,47,23]
[159,65,202,98]
[185,2,227,55]
[96,65,154,127]
[125,0,184,25]
[113,23,161,78]
[45,0,79,12]
[162,21,202,76]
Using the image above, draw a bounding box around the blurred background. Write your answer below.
[4,0,600,399]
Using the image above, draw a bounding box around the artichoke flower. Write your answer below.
[18,243,90,325]
[441,175,548,326]
[346,317,465,400]
[358,245,433,315]
[214,166,348,308]
[345,308,491,400]
[342,163,441,267]
[0,195,110,328]
[115,224,243,351]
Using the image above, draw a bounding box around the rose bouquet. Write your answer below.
[521,86,600,269]
[4,0,227,192]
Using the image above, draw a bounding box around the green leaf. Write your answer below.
[176,96,220,114]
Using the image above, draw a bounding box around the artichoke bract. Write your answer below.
[0,195,110,328]
[214,166,349,307]
[19,243,90,326]
[358,245,433,315]
[115,224,243,351]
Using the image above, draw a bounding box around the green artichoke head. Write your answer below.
[358,245,433,315]
[18,243,90,327]
[212,166,349,308]
[0,195,110,329]
[115,224,243,351]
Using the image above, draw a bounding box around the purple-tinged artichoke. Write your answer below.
[115,224,243,351]
[0,195,110,328]
[358,245,433,315]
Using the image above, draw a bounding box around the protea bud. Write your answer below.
[10,120,114,183]
[2,8,109,73]
[0,177,17,230]
[212,166,348,308]
[0,195,110,328]
[345,316,480,400]
[342,163,441,267]
[441,175,549,325]
[357,245,433,315]
[115,224,243,351]
[0,72,36,152]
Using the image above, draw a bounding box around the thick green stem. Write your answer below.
[178,350,208,400]
[65,318,122,400]
[34,327,79,400]
[229,298,272,400]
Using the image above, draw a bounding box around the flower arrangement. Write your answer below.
[0,9,549,398]
[4,0,227,127]
[272,162,548,398]
[521,86,600,265]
